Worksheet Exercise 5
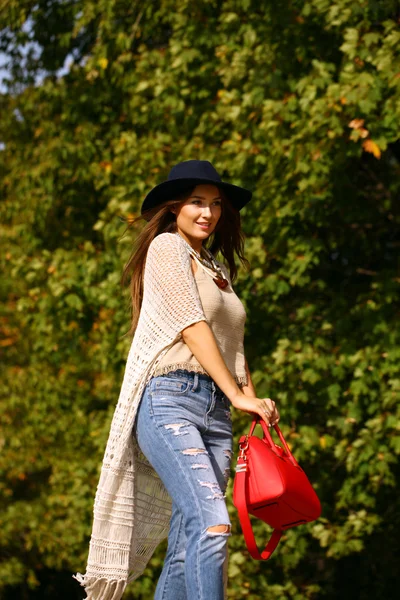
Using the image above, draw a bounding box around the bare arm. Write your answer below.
[240,357,257,397]
[182,320,241,401]
[181,321,279,426]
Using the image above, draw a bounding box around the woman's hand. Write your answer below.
[230,392,280,428]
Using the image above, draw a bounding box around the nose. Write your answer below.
[201,206,212,218]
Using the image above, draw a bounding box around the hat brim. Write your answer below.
[141,177,252,215]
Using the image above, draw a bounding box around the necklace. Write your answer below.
[174,233,229,289]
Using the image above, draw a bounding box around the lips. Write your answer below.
[197,223,211,228]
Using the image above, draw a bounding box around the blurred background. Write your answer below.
[1,1,399,598]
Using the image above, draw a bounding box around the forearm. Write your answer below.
[182,322,280,427]
[240,357,257,397]
[181,320,242,402]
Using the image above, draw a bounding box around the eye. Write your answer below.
[191,200,222,206]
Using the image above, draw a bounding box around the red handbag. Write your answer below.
[233,417,322,560]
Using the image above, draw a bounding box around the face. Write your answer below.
[171,184,222,252]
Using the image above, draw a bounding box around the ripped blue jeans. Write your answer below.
[134,369,233,600]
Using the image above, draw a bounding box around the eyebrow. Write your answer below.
[190,195,222,200]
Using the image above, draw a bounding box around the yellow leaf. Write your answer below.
[319,436,326,449]
[0,338,16,347]
[98,57,108,69]
[99,161,112,173]
[349,118,365,129]
[362,139,381,159]
[86,69,99,81]
[126,212,138,225]
[312,149,322,161]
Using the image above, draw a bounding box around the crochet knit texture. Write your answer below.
[74,232,243,599]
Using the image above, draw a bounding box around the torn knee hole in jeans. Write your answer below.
[206,524,231,536]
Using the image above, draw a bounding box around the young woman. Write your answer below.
[74,160,279,600]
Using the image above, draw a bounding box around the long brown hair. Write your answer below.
[120,185,250,337]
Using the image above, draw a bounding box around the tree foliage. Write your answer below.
[1,1,400,598]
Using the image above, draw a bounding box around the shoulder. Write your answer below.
[148,232,183,255]
[146,233,188,265]
[148,232,179,250]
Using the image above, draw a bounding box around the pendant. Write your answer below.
[176,233,229,288]
[200,249,229,287]
[214,276,229,289]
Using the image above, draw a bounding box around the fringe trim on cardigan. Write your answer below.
[152,361,248,386]
[73,574,127,600]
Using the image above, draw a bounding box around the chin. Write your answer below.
[193,227,212,235]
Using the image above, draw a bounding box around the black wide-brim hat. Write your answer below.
[140,160,252,218]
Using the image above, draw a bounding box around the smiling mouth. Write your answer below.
[197,223,211,228]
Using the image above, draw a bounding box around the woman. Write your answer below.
[74,160,280,600]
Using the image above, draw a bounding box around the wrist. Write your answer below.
[227,387,245,403]
[240,384,256,398]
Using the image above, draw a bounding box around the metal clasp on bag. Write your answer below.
[236,436,249,469]
[238,435,249,461]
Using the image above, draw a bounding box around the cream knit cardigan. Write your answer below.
[74,232,227,600]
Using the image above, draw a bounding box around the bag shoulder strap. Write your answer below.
[235,460,282,560]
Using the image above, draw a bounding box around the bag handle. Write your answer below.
[249,418,299,468]
[234,454,282,560]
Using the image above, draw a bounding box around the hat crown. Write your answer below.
[140,158,252,219]
[168,160,222,182]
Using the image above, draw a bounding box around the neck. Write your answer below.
[174,231,204,254]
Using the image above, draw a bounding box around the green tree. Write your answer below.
[1,1,399,598]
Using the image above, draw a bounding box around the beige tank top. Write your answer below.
[153,256,248,386]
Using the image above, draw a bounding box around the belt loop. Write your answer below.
[192,372,199,392]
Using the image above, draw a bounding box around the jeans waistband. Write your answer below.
[151,368,224,395]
